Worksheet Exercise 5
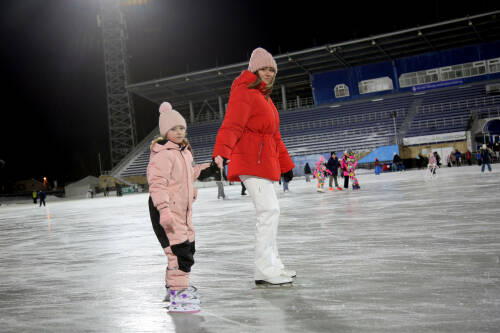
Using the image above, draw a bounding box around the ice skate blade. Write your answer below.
[254,280,293,288]
[168,309,201,314]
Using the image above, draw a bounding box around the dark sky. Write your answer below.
[0,0,497,186]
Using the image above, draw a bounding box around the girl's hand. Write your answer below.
[200,162,211,170]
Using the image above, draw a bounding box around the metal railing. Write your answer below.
[274,96,315,111]
[418,95,500,114]
[409,116,469,130]
[477,106,500,119]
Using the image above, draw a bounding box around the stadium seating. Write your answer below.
[117,80,500,178]
[406,84,500,137]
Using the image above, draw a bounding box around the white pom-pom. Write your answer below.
[159,101,172,114]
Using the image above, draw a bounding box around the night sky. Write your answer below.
[0,1,497,187]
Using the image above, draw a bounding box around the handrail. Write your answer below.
[409,115,469,130]
[477,106,500,119]
[418,95,500,114]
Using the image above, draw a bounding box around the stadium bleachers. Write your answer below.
[117,80,500,178]
[406,84,500,137]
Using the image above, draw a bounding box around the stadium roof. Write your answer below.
[127,10,500,119]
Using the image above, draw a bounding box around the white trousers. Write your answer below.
[240,175,284,280]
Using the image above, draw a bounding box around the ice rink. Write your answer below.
[1,165,499,332]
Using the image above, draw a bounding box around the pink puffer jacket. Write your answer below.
[147,140,209,246]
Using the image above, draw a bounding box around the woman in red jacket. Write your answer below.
[213,47,295,286]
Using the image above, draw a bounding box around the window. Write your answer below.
[399,57,494,89]
[488,58,500,73]
[473,61,486,76]
[359,77,393,94]
[334,84,350,98]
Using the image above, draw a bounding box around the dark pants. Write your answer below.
[39,198,46,207]
[329,175,339,188]
[148,196,170,249]
[482,162,492,172]
[344,175,349,189]
[33,198,37,204]
[216,181,225,198]
[241,182,246,195]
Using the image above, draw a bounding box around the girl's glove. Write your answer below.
[283,169,294,183]
[198,161,224,181]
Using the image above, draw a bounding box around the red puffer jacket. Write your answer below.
[212,70,294,182]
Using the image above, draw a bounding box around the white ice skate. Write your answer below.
[168,286,201,313]
[280,268,296,278]
[255,275,293,287]
[317,188,325,193]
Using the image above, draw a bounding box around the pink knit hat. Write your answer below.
[248,47,277,73]
[158,102,187,137]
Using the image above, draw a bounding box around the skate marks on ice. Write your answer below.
[1,166,500,332]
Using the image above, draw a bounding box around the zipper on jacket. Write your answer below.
[179,150,190,224]
[257,142,264,164]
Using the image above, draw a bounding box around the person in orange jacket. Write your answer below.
[213,47,295,286]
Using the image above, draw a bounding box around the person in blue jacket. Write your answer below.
[480,144,492,172]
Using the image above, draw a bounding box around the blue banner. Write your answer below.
[358,145,399,163]
[411,79,463,92]
[291,152,343,176]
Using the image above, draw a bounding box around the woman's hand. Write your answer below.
[214,155,230,169]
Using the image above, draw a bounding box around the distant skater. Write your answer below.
[341,151,349,189]
[38,190,46,207]
[147,101,209,313]
[304,163,312,182]
[313,156,331,192]
[346,152,360,190]
[426,151,438,179]
[480,144,493,173]
[326,152,341,191]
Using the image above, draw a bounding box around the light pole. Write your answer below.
[391,111,398,144]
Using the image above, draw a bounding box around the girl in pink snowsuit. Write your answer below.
[313,156,331,192]
[147,102,209,313]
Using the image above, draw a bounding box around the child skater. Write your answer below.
[346,151,360,190]
[427,151,438,178]
[313,156,331,192]
[147,101,210,313]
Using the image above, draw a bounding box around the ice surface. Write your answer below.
[1,165,500,332]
